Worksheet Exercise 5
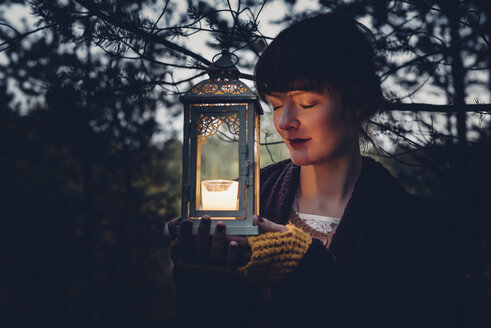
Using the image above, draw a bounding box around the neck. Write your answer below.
[298,150,363,218]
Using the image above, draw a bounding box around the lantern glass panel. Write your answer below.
[192,105,246,219]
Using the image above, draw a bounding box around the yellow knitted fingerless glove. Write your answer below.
[169,238,234,279]
[237,223,312,287]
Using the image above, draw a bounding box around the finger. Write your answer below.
[168,215,190,238]
[227,235,251,261]
[209,222,226,262]
[225,240,239,265]
[227,235,251,252]
[196,215,211,258]
[178,219,194,255]
[253,215,288,233]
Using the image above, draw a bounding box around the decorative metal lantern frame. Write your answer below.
[179,51,262,235]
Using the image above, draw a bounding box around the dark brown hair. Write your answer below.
[255,13,383,139]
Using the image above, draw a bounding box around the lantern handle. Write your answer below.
[212,49,239,68]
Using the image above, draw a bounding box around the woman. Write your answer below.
[168,13,458,328]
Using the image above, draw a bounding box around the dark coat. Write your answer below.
[172,157,459,328]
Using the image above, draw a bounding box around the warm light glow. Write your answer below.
[201,180,239,212]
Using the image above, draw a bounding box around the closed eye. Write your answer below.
[272,105,282,111]
[300,104,316,109]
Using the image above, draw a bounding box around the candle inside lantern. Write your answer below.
[201,180,239,212]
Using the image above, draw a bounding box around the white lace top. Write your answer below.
[297,212,341,234]
[292,195,341,234]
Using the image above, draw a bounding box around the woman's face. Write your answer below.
[268,88,359,166]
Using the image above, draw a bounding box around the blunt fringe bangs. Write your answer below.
[255,13,383,121]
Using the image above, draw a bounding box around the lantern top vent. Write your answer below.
[181,50,257,102]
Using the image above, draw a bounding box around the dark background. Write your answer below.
[1,1,490,327]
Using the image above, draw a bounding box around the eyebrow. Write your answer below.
[268,90,311,98]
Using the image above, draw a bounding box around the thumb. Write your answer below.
[253,215,288,233]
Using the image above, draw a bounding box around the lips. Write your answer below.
[287,138,311,147]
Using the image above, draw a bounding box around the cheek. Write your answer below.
[320,101,351,130]
[312,109,354,145]
[313,110,338,132]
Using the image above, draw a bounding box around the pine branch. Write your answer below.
[383,102,491,113]
[0,23,55,51]
[74,0,212,66]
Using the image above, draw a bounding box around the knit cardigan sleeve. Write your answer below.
[255,158,459,328]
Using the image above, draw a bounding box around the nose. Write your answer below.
[278,101,300,130]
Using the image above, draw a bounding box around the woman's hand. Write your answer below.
[253,215,288,233]
[167,215,250,265]
[167,215,287,266]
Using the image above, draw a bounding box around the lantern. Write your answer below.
[179,50,262,235]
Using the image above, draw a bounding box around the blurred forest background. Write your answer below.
[1,0,490,327]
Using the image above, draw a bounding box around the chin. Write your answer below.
[289,150,339,166]
[289,154,314,166]
[288,148,315,166]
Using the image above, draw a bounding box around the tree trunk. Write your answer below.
[448,1,466,145]
[445,2,487,328]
